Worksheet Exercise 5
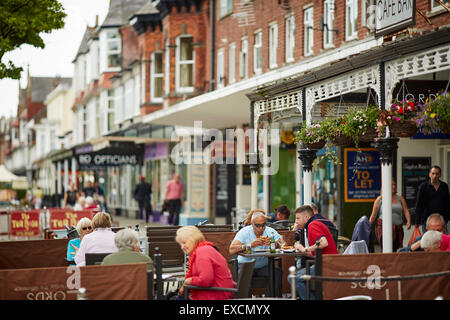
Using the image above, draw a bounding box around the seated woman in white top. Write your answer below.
[74,212,118,266]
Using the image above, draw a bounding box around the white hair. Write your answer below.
[76,217,92,235]
[251,211,266,223]
[85,196,94,205]
[420,230,442,249]
[115,228,140,251]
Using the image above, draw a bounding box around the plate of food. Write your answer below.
[283,246,296,253]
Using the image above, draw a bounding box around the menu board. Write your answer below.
[215,164,236,220]
[402,157,431,210]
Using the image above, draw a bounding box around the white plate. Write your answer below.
[283,249,295,253]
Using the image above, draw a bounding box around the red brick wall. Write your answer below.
[120,24,139,69]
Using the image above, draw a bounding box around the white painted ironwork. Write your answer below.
[253,90,302,128]
[385,43,450,109]
[305,65,380,123]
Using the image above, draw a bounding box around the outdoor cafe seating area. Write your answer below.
[0,207,449,300]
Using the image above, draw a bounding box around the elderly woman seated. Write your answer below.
[74,212,118,266]
[66,217,92,265]
[421,230,450,251]
[175,226,235,300]
[102,228,153,270]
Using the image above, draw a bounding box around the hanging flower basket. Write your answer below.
[359,127,379,142]
[331,134,353,147]
[301,140,326,150]
[389,120,418,138]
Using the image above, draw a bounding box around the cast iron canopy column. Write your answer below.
[375,136,399,253]
[298,147,318,205]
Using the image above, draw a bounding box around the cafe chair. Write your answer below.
[343,240,369,254]
[273,220,294,229]
[85,252,113,265]
[183,259,256,300]
[228,256,282,297]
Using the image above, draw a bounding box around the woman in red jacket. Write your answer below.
[176,226,236,300]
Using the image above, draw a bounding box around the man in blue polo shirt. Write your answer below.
[229,211,283,297]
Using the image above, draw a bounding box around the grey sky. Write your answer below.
[0,0,109,118]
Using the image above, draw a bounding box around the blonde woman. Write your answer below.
[74,212,118,266]
[175,226,235,300]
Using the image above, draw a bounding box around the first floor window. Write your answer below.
[269,23,278,69]
[229,43,236,84]
[107,30,121,68]
[285,14,295,63]
[151,52,163,101]
[240,38,248,79]
[253,31,262,74]
[323,0,335,48]
[304,7,314,56]
[177,36,194,91]
[107,89,114,131]
[217,48,225,88]
[346,0,358,40]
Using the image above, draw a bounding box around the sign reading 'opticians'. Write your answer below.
[375,0,415,36]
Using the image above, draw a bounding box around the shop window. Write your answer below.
[239,37,248,79]
[304,6,314,56]
[323,0,335,48]
[346,0,358,41]
[253,30,262,75]
[176,36,194,92]
[285,14,295,63]
[151,52,163,102]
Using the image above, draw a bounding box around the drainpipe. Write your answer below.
[210,0,215,91]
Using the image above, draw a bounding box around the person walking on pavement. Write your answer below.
[165,173,184,226]
[415,166,450,233]
[134,175,152,223]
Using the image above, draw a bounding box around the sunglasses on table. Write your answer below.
[82,226,92,231]
[253,223,266,228]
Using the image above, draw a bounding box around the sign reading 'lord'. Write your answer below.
[376,0,415,36]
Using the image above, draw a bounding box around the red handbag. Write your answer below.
[408,226,422,246]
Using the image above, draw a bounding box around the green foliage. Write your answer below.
[0,0,66,79]
[293,120,326,146]
[341,106,380,148]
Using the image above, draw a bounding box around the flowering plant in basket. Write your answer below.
[293,121,326,149]
[427,91,450,133]
[341,106,379,148]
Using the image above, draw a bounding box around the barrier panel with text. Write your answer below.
[48,209,94,230]
[322,251,450,300]
[0,263,147,300]
[9,210,41,237]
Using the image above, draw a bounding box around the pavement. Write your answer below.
[110,213,166,231]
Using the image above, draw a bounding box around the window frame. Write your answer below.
[304,6,314,57]
[240,37,248,79]
[323,0,335,48]
[229,42,236,84]
[176,35,195,93]
[217,48,225,89]
[285,14,295,63]
[253,30,262,75]
[151,51,164,103]
[106,30,121,69]
[269,22,278,69]
[219,0,233,18]
[345,0,358,41]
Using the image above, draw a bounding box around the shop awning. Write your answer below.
[142,84,253,129]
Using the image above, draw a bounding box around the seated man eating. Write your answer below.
[229,211,283,297]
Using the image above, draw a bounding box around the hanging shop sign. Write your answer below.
[48,209,94,230]
[344,148,381,202]
[375,0,415,36]
[10,210,40,237]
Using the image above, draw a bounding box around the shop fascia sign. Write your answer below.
[375,0,415,36]
[78,153,139,167]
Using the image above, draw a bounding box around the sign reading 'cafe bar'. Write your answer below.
[376,0,415,36]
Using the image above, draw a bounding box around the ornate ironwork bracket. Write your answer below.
[375,137,399,166]
[298,148,318,172]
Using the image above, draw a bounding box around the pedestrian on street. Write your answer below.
[134,175,152,223]
[369,178,411,252]
[415,165,450,233]
[165,173,184,226]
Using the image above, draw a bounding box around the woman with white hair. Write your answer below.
[421,230,443,252]
[102,228,153,270]
[66,217,92,265]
